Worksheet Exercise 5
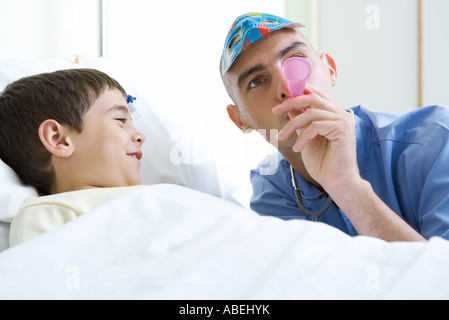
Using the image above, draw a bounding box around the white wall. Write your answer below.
[322,0,419,112]
[422,0,449,107]
[0,0,101,59]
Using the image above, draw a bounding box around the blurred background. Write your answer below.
[1,0,448,202]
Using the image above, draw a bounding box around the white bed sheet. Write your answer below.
[0,184,448,300]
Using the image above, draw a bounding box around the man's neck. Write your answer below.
[280,148,322,189]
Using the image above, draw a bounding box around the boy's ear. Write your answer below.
[38,119,74,158]
[226,104,253,133]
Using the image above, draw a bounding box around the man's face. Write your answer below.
[69,89,146,188]
[225,28,337,150]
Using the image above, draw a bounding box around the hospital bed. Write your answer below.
[1,57,449,300]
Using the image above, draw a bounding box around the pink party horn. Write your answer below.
[281,57,312,97]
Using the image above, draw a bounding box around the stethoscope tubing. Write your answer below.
[290,165,333,221]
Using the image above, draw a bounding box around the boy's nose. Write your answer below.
[132,130,146,145]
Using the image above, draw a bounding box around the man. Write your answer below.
[220,12,449,242]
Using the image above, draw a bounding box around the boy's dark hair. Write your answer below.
[0,68,127,195]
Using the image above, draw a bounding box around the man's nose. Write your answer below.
[277,73,291,101]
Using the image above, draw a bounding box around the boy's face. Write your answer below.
[224,28,337,150]
[68,89,145,189]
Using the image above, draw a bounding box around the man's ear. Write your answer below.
[226,104,253,133]
[38,119,74,158]
[320,52,338,86]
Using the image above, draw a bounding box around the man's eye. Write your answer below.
[115,118,127,123]
[249,77,263,89]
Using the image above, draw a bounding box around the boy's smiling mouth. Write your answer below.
[127,150,143,160]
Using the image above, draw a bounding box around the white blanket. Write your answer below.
[0,184,448,300]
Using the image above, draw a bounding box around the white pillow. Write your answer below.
[0,160,38,222]
[0,56,241,222]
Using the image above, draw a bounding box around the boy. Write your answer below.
[0,69,146,246]
[220,12,449,242]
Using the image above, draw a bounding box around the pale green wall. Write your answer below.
[284,0,321,52]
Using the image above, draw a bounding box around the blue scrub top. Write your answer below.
[250,105,449,240]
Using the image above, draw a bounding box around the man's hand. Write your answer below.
[273,84,359,192]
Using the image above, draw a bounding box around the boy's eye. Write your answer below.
[115,118,127,124]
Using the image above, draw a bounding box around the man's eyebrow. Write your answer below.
[237,64,266,90]
[278,41,308,59]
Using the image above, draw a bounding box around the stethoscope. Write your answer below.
[290,165,333,222]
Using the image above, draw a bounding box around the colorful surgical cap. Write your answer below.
[220,12,303,75]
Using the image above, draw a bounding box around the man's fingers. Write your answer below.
[273,87,337,116]
[277,109,340,141]
[292,120,340,153]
